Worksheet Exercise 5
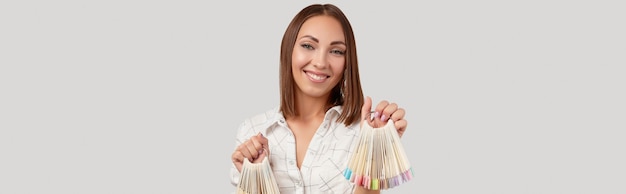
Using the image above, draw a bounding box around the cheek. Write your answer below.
[330,60,346,83]
[291,49,309,70]
[330,58,345,75]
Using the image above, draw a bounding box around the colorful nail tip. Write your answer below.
[372,178,379,190]
[355,176,363,186]
[343,169,352,179]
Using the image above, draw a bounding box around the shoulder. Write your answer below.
[328,105,360,128]
[236,107,282,136]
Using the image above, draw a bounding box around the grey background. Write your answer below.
[1,0,624,193]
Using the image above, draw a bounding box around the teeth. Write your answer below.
[306,72,327,80]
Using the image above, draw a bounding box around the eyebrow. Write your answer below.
[300,35,346,46]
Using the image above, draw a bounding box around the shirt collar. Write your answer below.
[262,105,345,135]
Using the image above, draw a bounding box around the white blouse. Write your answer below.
[230,106,360,194]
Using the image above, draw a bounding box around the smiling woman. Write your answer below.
[229,4,409,194]
[292,16,347,100]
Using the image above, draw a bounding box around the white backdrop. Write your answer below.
[1,0,625,193]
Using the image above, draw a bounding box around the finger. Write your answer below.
[389,107,405,122]
[244,140,261,160]
[238,142,254,162]
[251,141,263,159]
[361,96,373,122]
[248,133,269,160]
[231,150,244,172]
[259,136,269,157]
[253,133,269,149]
[380,103,398,122]
[374,100,389,120]
[261,147,269,157]
[394,119,407,137]
[253,147,268,163]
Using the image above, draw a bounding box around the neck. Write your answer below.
[292,92,330,121]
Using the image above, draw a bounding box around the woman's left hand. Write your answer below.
[361,96,407,137]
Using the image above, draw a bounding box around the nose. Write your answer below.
[311,50,328,69]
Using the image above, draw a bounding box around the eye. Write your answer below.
[331,49,345,55]
[300,43,314,50]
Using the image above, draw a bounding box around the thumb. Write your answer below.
[257,132,269,148]
[361,96,372,122]
[252,148,268,163]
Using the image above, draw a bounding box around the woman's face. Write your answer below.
[292,15,346,99]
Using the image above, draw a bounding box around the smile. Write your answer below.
[305,71,330,82]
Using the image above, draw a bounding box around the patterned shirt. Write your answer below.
[230,105,360,194]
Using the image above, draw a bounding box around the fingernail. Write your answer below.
[381,114,387,121]
[258,150,263,155]
[374,112,380,118]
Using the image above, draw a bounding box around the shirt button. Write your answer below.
[289,160,295,165]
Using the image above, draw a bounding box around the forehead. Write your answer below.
[297,15,345,42]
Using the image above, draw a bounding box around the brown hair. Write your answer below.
[279,4,363,126]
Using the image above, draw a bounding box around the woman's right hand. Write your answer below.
[231,132,269,172]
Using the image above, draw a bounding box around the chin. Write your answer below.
[301,88,332,98]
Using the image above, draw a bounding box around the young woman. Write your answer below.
[230,4,408,194]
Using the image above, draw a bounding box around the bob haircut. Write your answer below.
[279,4,364,126]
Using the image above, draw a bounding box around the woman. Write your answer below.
[230,4,408,194]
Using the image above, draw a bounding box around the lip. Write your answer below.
[304,70,330,83]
